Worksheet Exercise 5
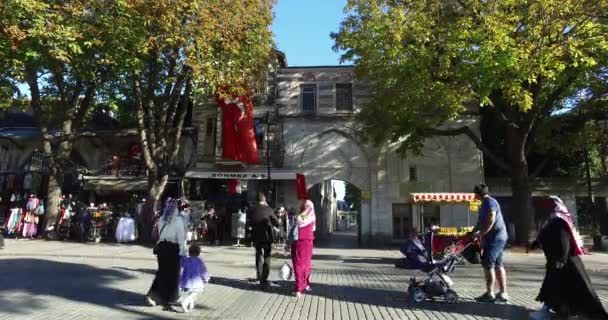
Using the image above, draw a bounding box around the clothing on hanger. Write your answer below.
[23,173,32,191]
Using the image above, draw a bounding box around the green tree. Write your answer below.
[114,0,274,200]
[333,0,608,243]
[0,0,130,233]
[344,182,361,212]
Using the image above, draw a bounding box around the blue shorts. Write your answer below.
[481,239,507,270]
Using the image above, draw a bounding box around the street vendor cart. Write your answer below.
[408,193,480,258]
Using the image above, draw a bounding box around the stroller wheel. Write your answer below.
[445,289,458,304]
[410,287,426,303]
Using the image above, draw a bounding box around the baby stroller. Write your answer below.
[407,235,481,304]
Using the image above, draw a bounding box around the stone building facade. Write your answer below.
[188,65,484,245]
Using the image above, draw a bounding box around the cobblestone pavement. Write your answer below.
[1,236,607,320]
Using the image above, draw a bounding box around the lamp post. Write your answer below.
[265,111,273,207]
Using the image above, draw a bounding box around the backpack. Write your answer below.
[35,201,45,216]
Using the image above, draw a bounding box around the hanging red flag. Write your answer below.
[228,179,238,194]
[296,173,308,200]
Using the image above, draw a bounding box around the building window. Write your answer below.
[301,84,316,113]
[409,165,417,181]
[392,203,412,239]
[335,83,353,111]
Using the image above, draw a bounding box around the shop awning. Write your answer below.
[185,168,297,180]
[409,192,478,203]
[83,178,148,191]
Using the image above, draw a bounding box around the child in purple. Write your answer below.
[179,244,210,313]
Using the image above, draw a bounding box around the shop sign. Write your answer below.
[209,172,268,180]
[469,200,481,212]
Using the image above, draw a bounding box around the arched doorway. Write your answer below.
[283,127,371,247]
[306,179,362,247]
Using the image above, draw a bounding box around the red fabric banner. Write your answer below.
[216,92,260,164]
[296,173,308,199]
[228,179,238,194]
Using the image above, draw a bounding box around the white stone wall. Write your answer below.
[273,68,483,244]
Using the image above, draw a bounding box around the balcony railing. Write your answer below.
[86,158,147,177]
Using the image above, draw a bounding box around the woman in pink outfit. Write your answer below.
[291,199,316,298]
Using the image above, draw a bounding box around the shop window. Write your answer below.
[392,203,412,239]
[335,83,353,111]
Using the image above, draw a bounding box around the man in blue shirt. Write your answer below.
[473,184,509,303]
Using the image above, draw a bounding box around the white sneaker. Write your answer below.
[181,297,190,313]
[145,295,156,307]
[529,308,551,320]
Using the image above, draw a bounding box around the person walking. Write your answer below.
[251,191,279,289]
[472,184,509,303]
[291,199,316,298]
[146,202,187,311]
[529,196,608,320]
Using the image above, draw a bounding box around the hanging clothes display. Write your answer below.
[31,173,42,195]
[231,209,246,240]
[22,196,41,238]
[5,174,15,192]
[115,217,136,243]
[4,208,23,236]
[23,173,32,191]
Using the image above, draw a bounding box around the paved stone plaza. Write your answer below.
[1,235,607,320]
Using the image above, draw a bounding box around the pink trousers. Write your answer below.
[291,239,313,293]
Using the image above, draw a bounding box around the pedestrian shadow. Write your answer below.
[210,276,530,319]
[0,258,174,320]
[113,266,157,275]
[342,257,396,265]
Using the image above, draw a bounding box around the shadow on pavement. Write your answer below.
[0,259,174,320]
[211,276,530,319]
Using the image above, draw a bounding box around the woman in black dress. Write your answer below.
[146,202,187,311]
[529,196,608,320]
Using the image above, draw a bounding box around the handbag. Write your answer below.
[152,223,169,255]
[35,201,45,216]
[279,261,293,281]
[287,223,298,242]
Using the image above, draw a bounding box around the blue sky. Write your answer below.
[272,0,348,67]
[273,1,349,199]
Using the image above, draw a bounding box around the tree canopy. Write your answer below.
[333,0,608,243]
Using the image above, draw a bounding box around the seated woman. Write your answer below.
[395,231,429,269]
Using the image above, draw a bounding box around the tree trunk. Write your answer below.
[43,166,63,233]
[148,170,169,202]
[506,125,535,245]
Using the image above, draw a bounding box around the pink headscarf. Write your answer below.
[297,200,316,228]
[543,196,584,256]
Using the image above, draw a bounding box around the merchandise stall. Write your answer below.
[408,192,480,255]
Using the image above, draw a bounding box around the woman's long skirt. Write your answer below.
[537,256,608,319]
[292,239,313,293]
[147,241,180,305]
